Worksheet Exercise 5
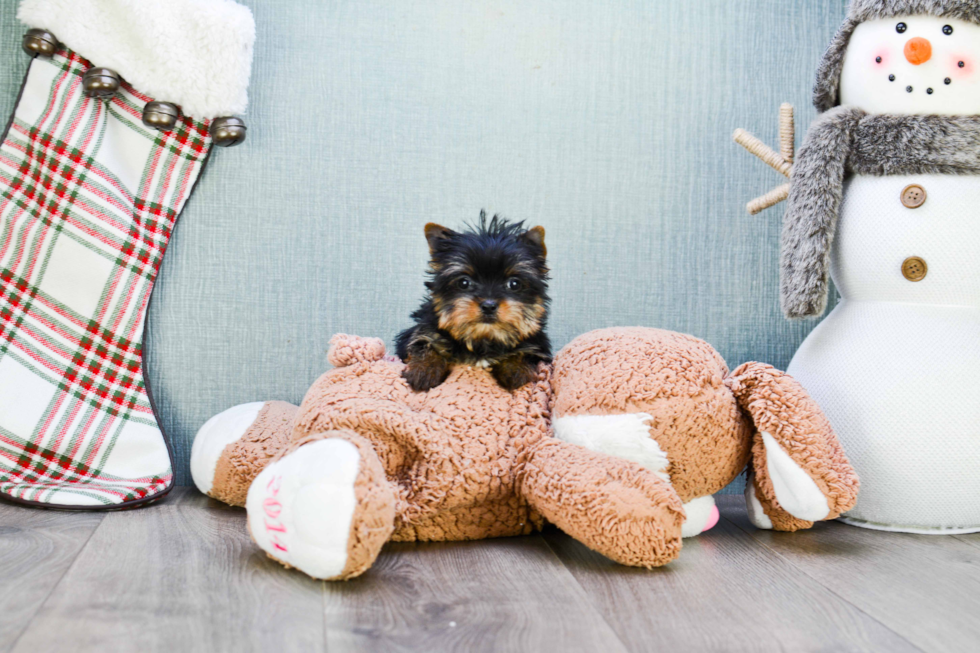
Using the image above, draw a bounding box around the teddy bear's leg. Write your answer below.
[246,430,397,581]
[726,362,859,531]
[190,401,298,507]
[522,439,685,567]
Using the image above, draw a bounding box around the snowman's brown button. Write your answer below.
[901,184,927,209]
[902,256,928,281]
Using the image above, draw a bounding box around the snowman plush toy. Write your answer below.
[768,0,980,533]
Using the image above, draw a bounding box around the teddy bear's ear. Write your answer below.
[522,226,546,258]
[328,334,387,367]
[424,223,457,256]
[725,361,859,527]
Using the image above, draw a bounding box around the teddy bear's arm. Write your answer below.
[726,362,859,531]
[521,439,685,567]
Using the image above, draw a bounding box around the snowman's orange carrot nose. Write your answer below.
[905,37,932,65]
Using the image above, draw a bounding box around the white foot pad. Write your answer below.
[744,472,774,530]
[190,402,265,495]
[246,438,361,580]
[761,432,830,522]
[681,495,720,538]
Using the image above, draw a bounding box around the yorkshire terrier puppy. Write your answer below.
[396,212,551,392]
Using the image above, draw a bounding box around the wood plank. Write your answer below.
[0,499,103,652]
[323,535,628,653]
[13,488,325,653]
[951,533,980,553]
[544,504,918,653]
[721,495,980,653]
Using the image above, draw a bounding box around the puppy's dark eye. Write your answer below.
[507,278,522,291]
[456,278,472,290]
[943,25,953,35]
[896,22,907,33]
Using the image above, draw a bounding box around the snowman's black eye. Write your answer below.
[943,25,954,35]
[960,61,966,68]
[876,56,882,63]
[896,22,908,33]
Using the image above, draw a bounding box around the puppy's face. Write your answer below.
[425,218,548,349]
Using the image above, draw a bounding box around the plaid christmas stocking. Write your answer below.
[0,0,254,508]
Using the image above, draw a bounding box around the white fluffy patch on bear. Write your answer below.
[744,472,774,530]
[190,401,265,495]
[762,432,830,522]
[553,413,669,481]
[246,438,360,580]
[681,495,716,538]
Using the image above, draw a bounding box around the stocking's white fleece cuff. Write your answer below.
[18,0,255,120]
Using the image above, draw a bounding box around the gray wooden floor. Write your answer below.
[1,489,976,653]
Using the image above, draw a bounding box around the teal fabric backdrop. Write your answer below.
[0,0,848,487]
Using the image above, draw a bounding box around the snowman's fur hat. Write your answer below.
[814,0,980,112]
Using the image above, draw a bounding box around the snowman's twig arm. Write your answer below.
[747,183,790,215]
[733,104,796,214]
[779,103,795,163]
[734,129,792,178]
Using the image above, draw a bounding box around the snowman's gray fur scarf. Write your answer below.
[781,108,980,319]
[815,0,980,112]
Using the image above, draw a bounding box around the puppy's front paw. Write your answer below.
[491,358,538,392]
[402,357,451,392]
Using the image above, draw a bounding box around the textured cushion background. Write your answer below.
[0,0,846,486]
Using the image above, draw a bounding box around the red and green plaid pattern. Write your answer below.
[0,47,211,507]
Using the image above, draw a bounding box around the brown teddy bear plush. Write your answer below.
[190,327,858,580]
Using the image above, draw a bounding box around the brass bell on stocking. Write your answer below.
[22,28,58,58]
[142,101,181,131]
[210,116,247,147]
[82,67,121,99]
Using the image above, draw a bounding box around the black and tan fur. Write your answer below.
[396,212,551,392]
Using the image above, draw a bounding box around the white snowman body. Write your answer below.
[787,16,980,532]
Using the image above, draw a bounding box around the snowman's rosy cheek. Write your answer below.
[950,56,973,78]
[873,49,891,67]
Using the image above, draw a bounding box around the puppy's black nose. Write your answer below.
[480,299,498,314]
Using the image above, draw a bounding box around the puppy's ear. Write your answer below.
[424,223,456,256]
[522,226,547,258]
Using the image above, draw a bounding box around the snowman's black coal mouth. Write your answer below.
[886,73,952,95]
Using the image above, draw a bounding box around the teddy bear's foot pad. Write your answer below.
[191,402,266,496]
[246,438,362,580]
